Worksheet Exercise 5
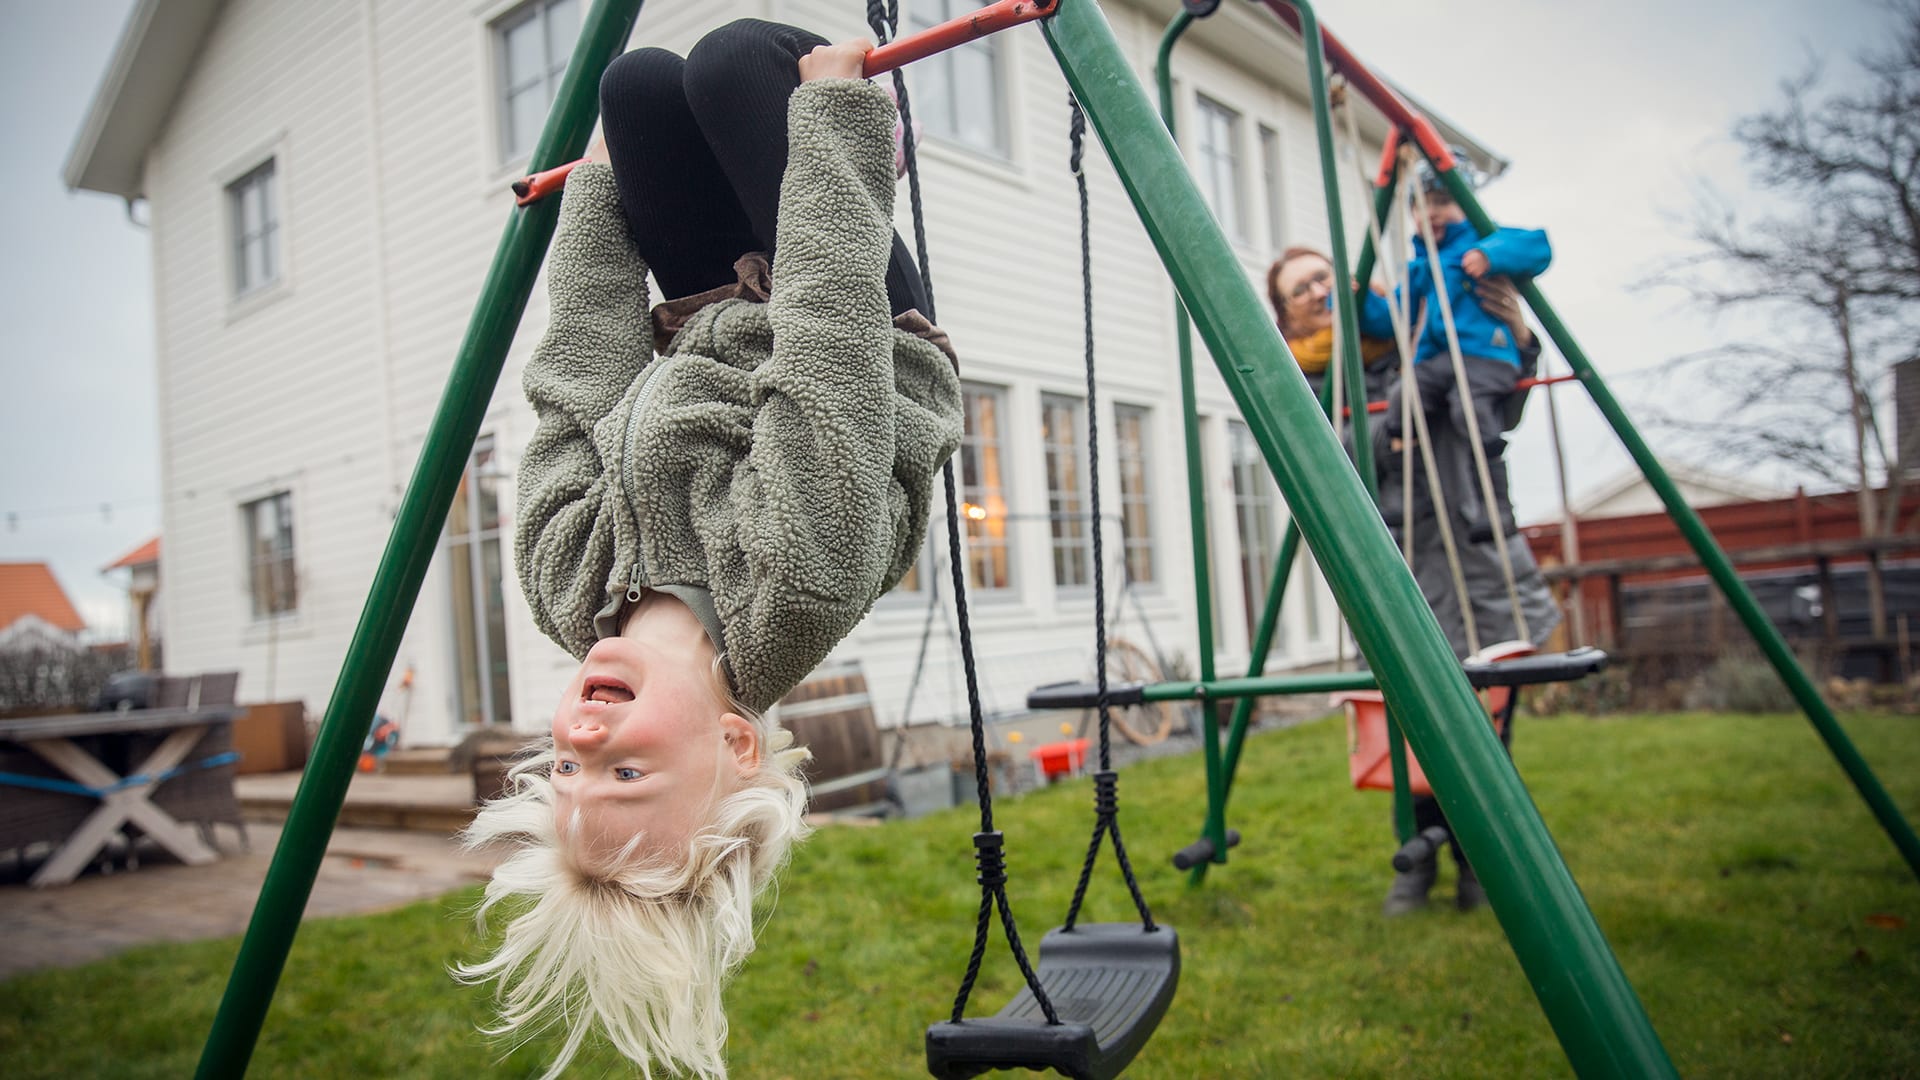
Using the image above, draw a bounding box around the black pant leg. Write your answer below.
[598,47,760,300]
[683,19,929,317]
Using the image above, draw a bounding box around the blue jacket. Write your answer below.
[1358,220,1550,368]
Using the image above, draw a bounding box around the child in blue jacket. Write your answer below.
[1359,169,1549,541]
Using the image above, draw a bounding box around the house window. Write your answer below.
[227,160,279,297]
[909,0,1010,157]
[1229,422,1279,642]
[1194,95,1245,241]
[494,0,580,163]
[959,383,1014,591]
[1041,393,1090,589]
[243,491,297,619]
[1114,404,1155,586]
[1259,123,1284,252]
[447,436,513,727]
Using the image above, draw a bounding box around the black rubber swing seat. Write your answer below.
[925,922,1179,1080]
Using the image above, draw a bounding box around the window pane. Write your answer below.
[244,492,297,617]
[544,0,579,79]
[1115,405,1154,585]
[962,384,1012,591]
[504,16,542,89]
[507,85,546,159]
[910,1,1004,156]
[1230,422,1277,642]
[1042,395,1087,588]
[1260,125,1283,251]
[1196,97,1243,239]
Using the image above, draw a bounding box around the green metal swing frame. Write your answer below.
[191,1,1916,1078]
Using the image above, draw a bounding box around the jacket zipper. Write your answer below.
[616,357,675,605]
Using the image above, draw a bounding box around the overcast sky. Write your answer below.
[0,0,1894,639]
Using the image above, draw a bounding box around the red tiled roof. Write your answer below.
[103,535,160,571]
[0,562,87,634]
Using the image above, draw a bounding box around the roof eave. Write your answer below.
[63,0,225,200]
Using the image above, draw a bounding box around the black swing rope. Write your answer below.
[864,0,1060,1027]
[1060,94,1157,935]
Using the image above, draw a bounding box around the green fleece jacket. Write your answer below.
[516,78,964,713]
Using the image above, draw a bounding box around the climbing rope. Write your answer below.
[865,0,1057,1026]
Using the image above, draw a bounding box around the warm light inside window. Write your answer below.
[963,502,989,521]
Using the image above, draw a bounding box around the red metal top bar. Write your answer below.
[1256,1,1456,173]
[865,0,1056,75]
[513,0,1057,206]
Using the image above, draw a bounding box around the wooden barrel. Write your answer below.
[775,664,889,814]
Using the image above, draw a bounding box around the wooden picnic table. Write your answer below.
[0,705,243,887]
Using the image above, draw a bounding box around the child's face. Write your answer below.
[1414,191,1466,237]
[550,600,758,861]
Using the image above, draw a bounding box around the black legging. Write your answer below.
[597,19,928,317]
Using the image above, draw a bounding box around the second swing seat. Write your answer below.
[925,922,1179,1080]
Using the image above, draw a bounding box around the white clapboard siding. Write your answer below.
[146,0,1382,745]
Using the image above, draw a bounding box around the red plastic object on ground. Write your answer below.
[1030,737,1090,782]
[1338,641,1533,795]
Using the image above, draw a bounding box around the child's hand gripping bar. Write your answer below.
[512,0,1060,206]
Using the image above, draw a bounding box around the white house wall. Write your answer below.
[145,0,1381,745]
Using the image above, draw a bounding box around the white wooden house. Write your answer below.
[65,0,1501,746]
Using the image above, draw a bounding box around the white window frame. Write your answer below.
[242,490,298,621]
[908,0,1012,159]
[1041,392,1091,591]
[1113,403,1156,588]
[226,159,280,299]
[1228,421,1280,645]
[446,436,513,728]
[1259,123,1285,253]
[1194,94,1247,242]
[959,382,1016,594]
[491,0,580,165]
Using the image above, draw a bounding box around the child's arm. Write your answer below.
[1470,227,1552,279]
[515,161,656,659]
[731,76,948,680]
[1355,284,1398,341]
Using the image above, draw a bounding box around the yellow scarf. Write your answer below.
[1285,325,1393,374]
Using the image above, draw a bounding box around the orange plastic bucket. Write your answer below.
[1338,641,1531,795]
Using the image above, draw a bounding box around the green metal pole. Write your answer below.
[193,3,645,1075]
[1156,9,1234,871]
[1045,4,1676,1076]
[1147,670,1381,700]
[1429,162,1920,885]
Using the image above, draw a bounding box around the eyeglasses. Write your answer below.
[1287,267,1333,302]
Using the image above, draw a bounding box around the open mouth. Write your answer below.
[582,676,634,705]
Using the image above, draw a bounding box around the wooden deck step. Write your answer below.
[237,772,476,833]
[381,747,458,776]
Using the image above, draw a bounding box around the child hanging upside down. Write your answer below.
[457,21,962,1079]
[1359,158,1550,543]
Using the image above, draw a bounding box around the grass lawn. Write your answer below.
[3,711,1917,1078]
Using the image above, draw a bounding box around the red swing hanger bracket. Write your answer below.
[512,0,1060,206]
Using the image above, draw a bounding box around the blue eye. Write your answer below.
[555,760,580,775]
[614,767,644,782]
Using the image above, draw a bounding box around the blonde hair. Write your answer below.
[455,675,812,1079]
